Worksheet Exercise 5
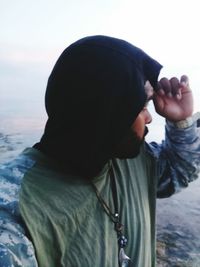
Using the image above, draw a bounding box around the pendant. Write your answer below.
[118,248,133,267]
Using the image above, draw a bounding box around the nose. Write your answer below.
[144,109,152,124]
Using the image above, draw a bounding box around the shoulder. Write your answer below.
[0,148,36,216]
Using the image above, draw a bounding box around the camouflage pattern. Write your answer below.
[0,153,38,266]
[0,113,200,266]
[147,114,200,197]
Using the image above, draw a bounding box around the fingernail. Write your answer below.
[181,81,187,86]
[167,92,172,98]
[158,89,165,95]
[176,94,182,100]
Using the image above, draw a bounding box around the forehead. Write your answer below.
[144,80,154,100]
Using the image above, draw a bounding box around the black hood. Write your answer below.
[35,35,162,178]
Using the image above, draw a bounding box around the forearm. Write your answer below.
[147,112,200,198]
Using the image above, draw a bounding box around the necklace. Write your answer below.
[91,165,133,267]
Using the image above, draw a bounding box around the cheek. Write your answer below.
[131,115,145,139]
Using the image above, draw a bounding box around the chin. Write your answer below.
[113,128,147,160]
[115,141,143,159]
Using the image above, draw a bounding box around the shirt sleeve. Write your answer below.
[0,156,38,267]
[146,112,200,198]
[0,213,38,267]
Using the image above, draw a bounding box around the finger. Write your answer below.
[180,75,191,91]
[180,75,189,85]
[156,81,165,96]
[159,77,172,97]
[170,77,182,99]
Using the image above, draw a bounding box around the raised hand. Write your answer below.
[153,75,194,122]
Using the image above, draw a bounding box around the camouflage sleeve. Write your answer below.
[0,214,38,267]
[0,155,38,266]
[146,112,200,198]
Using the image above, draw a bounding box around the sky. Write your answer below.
[0,0,200,141]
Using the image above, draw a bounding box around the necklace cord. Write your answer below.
[91,165,131,266]
[91,165,123,233]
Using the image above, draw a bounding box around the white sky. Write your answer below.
[0,0,200,139]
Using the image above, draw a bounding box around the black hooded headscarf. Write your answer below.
[35,35,162,178]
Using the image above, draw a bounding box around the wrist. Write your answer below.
[167,112,200,129]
